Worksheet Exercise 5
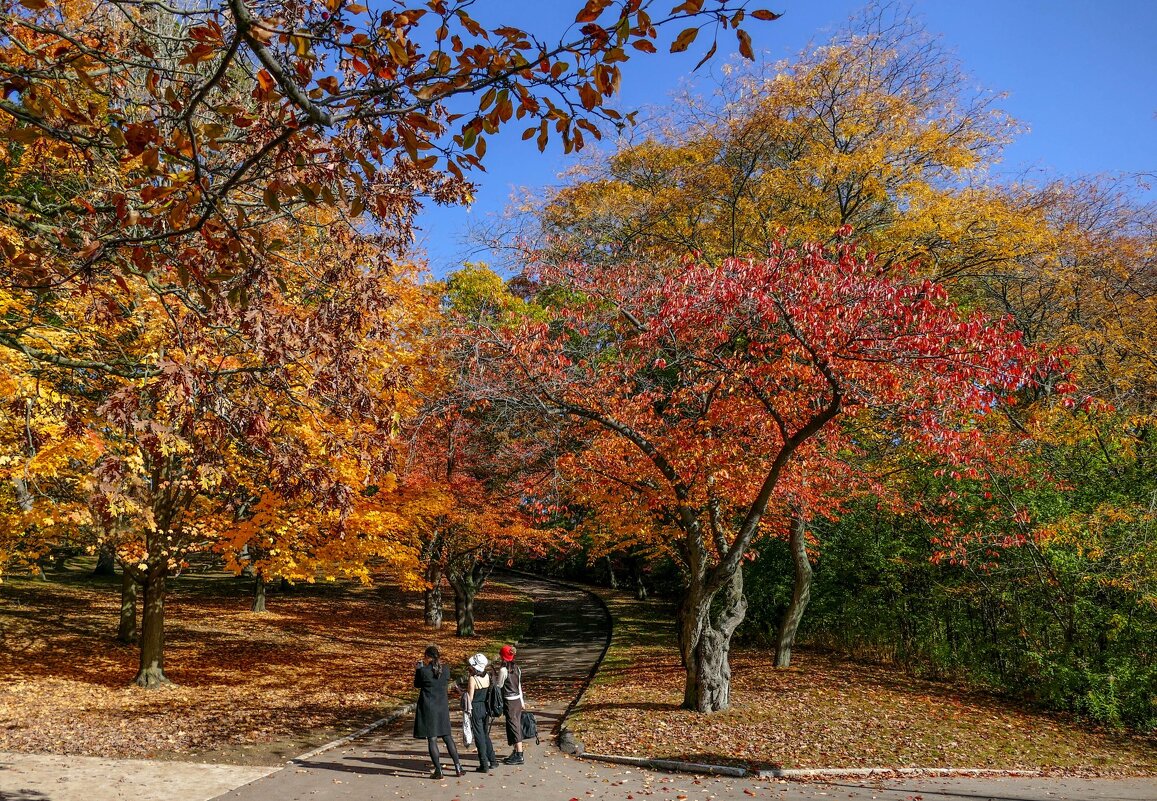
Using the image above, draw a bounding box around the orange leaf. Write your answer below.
[671,27,698,53]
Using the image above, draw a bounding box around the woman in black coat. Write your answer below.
[413,644,463,779]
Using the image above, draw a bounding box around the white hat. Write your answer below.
[468,653,488,672]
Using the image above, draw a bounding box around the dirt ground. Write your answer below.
[0,560,532,765]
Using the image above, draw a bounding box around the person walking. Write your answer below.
[413,644,463,779]
[496,644,526,765]
[464,652,497,772]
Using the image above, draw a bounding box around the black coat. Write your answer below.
[413,663,451,739]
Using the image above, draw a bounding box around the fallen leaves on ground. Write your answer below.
[568,591,1157,776]
[0,568,532,763]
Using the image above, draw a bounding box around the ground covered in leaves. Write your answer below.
[568,590,1157,775]
[0,562,532,764]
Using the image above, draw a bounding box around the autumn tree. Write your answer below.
[462,244,1060,711]
[2,0,776,685]
[504,4,1082,668]
[536,3,1023,279]
[1,0,775,292]
[394,411,547,637]
[393,265,555,636]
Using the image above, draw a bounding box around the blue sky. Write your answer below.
[413,1,1157,276]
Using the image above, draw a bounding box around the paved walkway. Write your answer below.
[3,576,1154,801]
[0,752,273,801]
[210,576,1156,801]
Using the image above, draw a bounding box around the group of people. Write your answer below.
[412,643,528,779]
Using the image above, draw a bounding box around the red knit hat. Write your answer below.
[499,644,516,662]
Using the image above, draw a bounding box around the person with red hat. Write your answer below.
[496,644,526,764]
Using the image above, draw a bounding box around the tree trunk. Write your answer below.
[94,545,117,577]
[678,567,747,712]
[629,556,647,599]
[424,564,444,628]
[424,584,443,628]
[448,565,483,638]
[252,573,267,613]
[134,564,170,687]
[776,515,813,668]
[452,583,476,637]
[117,568,138,644]
[605,555,618,589]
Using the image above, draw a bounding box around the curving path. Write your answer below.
[209,575,1156,801]
[4,575,1152,800]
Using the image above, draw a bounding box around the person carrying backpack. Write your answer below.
[496,644,526,764]
[464,652,497,773]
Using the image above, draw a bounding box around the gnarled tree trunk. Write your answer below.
[776,514,812,668]
[449,571,477,637]
[118,568,138,644]
[448,557,492,638]
[421,531,445,628]
[678,567,747,712]
[134,563,170,687]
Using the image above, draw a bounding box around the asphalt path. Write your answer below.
[210,575,1157,801]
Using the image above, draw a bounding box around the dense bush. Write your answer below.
[741,490,1157,731]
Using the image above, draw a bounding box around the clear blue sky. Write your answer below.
[413,1,1157,276]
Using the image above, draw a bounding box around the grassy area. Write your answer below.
[568,588,1157,775]
[0,560,533,764]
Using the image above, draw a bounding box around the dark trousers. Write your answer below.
[470,708,496,769]
[426,734,460,771]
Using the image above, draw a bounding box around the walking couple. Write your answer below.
[413,643,529,779]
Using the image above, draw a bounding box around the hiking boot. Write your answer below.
[503,752,525,765]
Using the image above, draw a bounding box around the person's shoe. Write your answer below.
[505,753,525,765]
[431,768,444,780]
[454,765,464,777]
[476,765,489,773]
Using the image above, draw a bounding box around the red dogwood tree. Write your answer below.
[461,241,1065,712]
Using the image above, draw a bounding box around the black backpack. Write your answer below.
[520,710,540,744]
[484,673,504,717]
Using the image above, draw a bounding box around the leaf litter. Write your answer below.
[0,569,531,764]
[568,591,1157,776]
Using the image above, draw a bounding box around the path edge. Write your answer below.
[289,703,416,764]
[495,569,613,757]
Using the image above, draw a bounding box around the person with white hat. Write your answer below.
[464,652,497,773]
